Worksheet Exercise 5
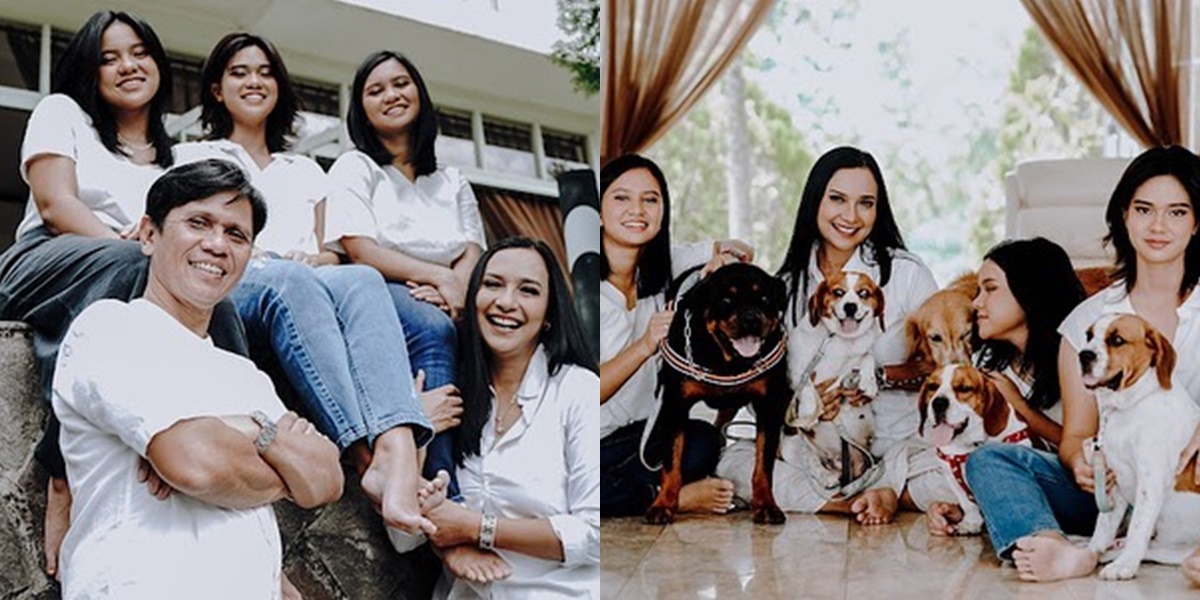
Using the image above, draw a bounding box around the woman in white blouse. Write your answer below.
[0,11,245,579]
[418,237,598,599]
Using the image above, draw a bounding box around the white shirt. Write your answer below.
[53,299,287,600]
[444,346,599,599]
[789,243,939,453]
[324,150,486,266]
[1059,281,1200,401]
[599,242,713,438]
[16,94,163,239]
[175,140,328,255]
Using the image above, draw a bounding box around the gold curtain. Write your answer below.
[1022,0,1190,147]
[474,185,572,282]
[602,0,776,164]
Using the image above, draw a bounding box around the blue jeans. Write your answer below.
[234,260,431,452]
[601,419,723,517]
[965,444,1098,559]
[386,281,460,499]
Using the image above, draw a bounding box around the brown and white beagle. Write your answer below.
[1079,313,1200,580]
[906,273,976,369]
[918,363,1031,535]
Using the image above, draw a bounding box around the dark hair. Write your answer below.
[53,10,173,168]
[454,237,596,465]
[346,51,438,176]
[975,238,1085,410]
[145,158,267,237]
[600,154,672,299]
[777,146,906,323]
[1104,145,1200,298]
[199,33,298,153]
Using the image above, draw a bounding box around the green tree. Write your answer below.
[551,0,599,96]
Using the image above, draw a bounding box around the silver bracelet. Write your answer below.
[250,410,278,454]
[479,513,498,551]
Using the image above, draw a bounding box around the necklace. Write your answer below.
[493,392,521,436]
[118,134,153,152]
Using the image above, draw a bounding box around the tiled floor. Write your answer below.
[602,511,1200,599]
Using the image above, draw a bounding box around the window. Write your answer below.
[482,115,535,176]
[0,21,39,91]
[436,107,476,168]
[542,128,589,177]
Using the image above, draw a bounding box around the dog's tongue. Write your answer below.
[839,318,858,335]
[731,336,763,358]
[929,423,955,447]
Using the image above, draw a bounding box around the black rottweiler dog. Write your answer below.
[643,262,789,524]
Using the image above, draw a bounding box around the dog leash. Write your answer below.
[1092,409,1113,513]
[659,310,788,387]
[783,332,836,425]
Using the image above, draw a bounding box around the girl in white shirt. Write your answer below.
[0,11,246,581]
[175,32,438,540]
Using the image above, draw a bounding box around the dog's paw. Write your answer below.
[1098,559,1139,581]
[643,505,676,525]
[953,518,983,536]
[752,503,786,525]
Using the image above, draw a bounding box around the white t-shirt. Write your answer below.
[175,140,328,255]
[788,243,939,453]
[324,150,486,266]
[444,347,599,599]
[599,242,712,438]
[16,94,163,239]
[53,299,287,600]
[1059,281,1200,402]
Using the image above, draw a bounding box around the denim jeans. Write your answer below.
[965,444,1098,559]
[385,281,460,499]
[601,419,723,517]
[234,259,431,453]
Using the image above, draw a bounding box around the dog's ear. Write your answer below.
[905,316,928,364]
[772,275,788,312]
[1148,327,1177,390]
[981,374,1010,438]
[917,376,933,436]
[808,280,827,327]
[873,284,887,332]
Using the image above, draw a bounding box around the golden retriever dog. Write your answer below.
[906,273,977,369]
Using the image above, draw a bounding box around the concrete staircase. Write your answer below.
[0,322,440,600]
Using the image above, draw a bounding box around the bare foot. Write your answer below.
[360,427,435,535]
[678,478,735,514]
[1012,533,1097,582]
[443,545,512,583]
[850,488,897,525]
[419,470,450,512]
[44,477,71,581]
[1183,546,1200,585]
[926,501,964,536]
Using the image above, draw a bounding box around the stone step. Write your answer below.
[0,321,438,599]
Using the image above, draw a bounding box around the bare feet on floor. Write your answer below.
[360,427,436,535]
[678,478,735,514]
[925,501,964,536]
[44,477,71,581]
[850,488,897,525]
[1012,533,1097,582]
[1183,545,1200,585]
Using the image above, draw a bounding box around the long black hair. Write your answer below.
[53,10,173,168]
[600,154,672,299]
[975,238,1084,410]
[346,51,438,176]
[199,32,298,153]
[1104,145,1200,299]
[454,237,595,465]
[776,146,906,322]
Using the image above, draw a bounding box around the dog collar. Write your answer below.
[935,427,1031,502]
[659,311,787,387]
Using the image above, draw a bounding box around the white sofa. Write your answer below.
[1004,157,1131,268]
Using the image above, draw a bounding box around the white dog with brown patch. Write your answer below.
[919,363,1032,535]
[783,270,883,489]
[1078,313,1200,580]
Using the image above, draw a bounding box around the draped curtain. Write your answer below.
[1022,0,1191,147]
[601,0,776,164]
[473,185,572,282]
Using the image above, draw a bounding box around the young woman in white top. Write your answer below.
[174,32,440,539]
[326,51,484,500]
[0,11,245,579]
[717,146,939,524]
[969,145,1200,583]
[417,237,598,598]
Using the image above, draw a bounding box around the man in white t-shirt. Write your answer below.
[52,159,344,599]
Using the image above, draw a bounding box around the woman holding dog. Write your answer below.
[600,153,752,517]
[717,145,939,524]
[957,145,1200,583]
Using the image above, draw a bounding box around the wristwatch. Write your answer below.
[250,410,278,454]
